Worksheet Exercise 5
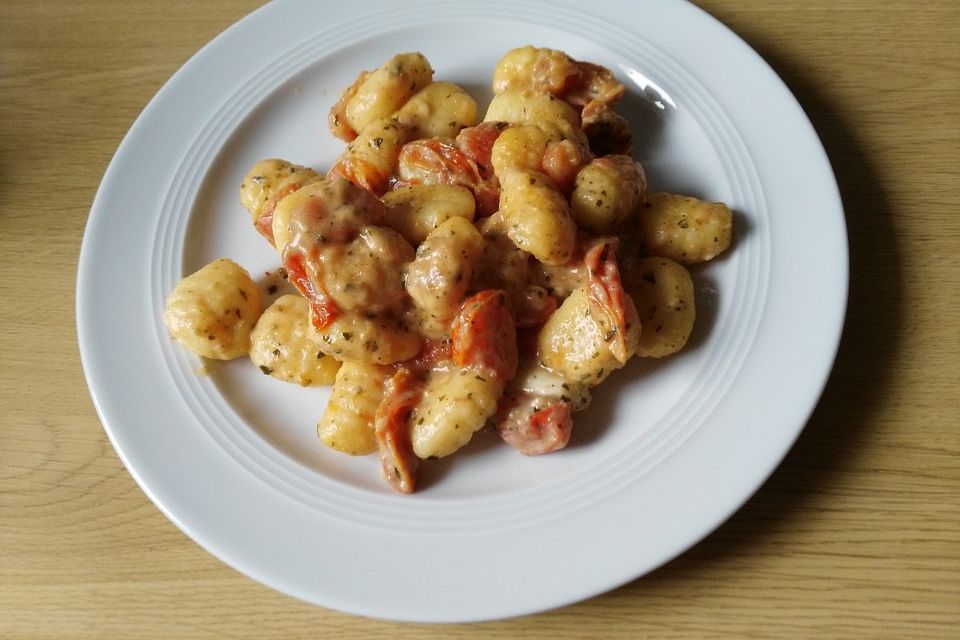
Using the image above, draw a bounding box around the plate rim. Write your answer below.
[77,0,848,622]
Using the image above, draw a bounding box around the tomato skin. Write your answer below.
[375,367,422,494]
[283,250,340,331]
[584,237,631,363]
[398,131,503,217]
[328,157,391,196]
[456,122,505,180]
[450,289,518,382]
[496,394,574,456]
[255,181,306,246]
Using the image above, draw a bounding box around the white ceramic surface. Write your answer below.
[78,0,847,622]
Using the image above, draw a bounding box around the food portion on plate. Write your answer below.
[163,46,734,494]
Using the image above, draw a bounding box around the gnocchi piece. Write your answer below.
[490,124,551,176]
[279,178,402,312]
[248,295,341,386]
[381,183,476,245]
[484,90,587,146]
[313,312,422,365]
[164,258,262,360]
[493,46,625,119]
[624,256,696,358]
[570,155,646,233]
[410,367,501,459]
[328,70,369,141]
[319,226,414,315]
[636,192,733,265]
[394,81,479,140]
[404,217,485,338]
[537,286,639,386]
[498,169,576,265]
[492,46,579,96]
[279,177,422,364]
[272,177,389,256]
[270,181,315,255]
[342,52,434,136]
[317,361,388,455]
[410,289,517,459]
[239,159,322,245]
[328,117,410,195]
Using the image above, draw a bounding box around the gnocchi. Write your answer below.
[484,90,587,146]
[404,216,485,338]
[164,258,262,360]
[249,295,342,385]
[381,183,476,245]
[164,48,735,494]
[318,361,387,455]
[536,285,639,385]
[635,192,734,265]
[327,117,409,195]
[623,257,696,358]
[395,81,479,140]
[570,155,646,233]
[333,52,434,139]
[240,159,323,245]
[497,168,577,265]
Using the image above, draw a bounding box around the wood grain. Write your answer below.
[1,1,957,637]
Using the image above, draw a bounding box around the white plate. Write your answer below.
[78,0,847,623]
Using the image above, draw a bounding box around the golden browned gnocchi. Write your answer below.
[570,155,646,233]
[498,168,577,265]
[166,48,735,494]
[381,183,476,245]
[394,81,479,140]
[337,53,434,138]
[635,192,733,265]
[624,257,696,358]
[404,216,485,338]
[410,368,501,459]
[239,159,323,245]
[490,124,552,175]
[240,159,321,226]
[249,295,342,386]
[484,90,587,146]
[492,46,579,96]
[318,361,387,455]
[536,286,640,386]
[164,258,262,360]
[328,117,410,195]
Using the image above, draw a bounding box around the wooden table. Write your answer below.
[2,1,957,637]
